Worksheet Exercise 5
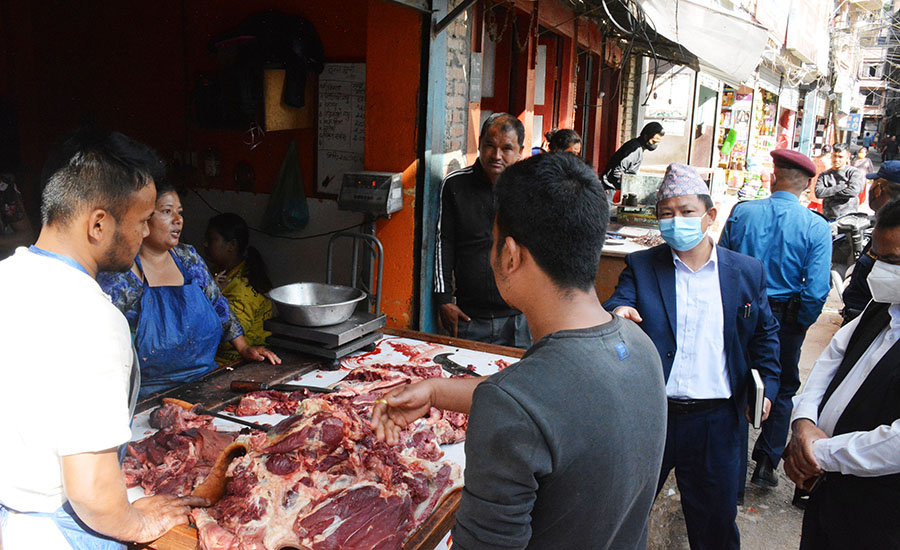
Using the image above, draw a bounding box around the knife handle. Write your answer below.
[162,397,196,410]
[231,380,267,392]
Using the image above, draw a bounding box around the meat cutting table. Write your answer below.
[129,327,524,550]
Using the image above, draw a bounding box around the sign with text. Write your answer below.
[317,63,366,194]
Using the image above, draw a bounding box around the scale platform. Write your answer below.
[265,311,386,361]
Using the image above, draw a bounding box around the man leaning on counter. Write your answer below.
[0,127,206,549]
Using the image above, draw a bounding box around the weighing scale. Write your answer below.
[264,170,402,366]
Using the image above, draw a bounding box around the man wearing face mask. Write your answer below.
[719,149,832,490]
[815,144,866,220]
[841,161,900,323]
[600,122,665,191]
[604,163,780,550]
[784,199,900,548]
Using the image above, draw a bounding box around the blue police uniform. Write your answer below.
[719,191,832,470]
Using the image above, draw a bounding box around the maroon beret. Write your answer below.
[770,149,816,177]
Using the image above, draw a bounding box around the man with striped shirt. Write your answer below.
[434,113,531,348]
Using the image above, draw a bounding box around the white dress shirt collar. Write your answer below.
[671,237,718,273]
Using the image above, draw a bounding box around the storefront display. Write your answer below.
[717,85,753,170]
[747,88,779,173]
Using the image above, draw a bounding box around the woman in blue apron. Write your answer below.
[98,183,280,398]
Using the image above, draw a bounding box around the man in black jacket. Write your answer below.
[600,122,665,191]
[785,199,900,548]
[434,113,530,348]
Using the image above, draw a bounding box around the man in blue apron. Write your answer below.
[0,127,207,549]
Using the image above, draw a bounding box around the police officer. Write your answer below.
[719,149,832,489]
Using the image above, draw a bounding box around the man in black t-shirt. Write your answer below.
[374,153,667,549]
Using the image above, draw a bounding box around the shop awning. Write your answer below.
[635,0,770,87]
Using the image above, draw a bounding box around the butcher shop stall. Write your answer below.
[126,325,522,550]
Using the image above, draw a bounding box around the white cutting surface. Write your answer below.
[127,334,518,549]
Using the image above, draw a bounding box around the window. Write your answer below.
[860,62,884,80]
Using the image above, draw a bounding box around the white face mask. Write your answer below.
[867,260,900,304]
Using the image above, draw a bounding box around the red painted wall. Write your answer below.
[182,1,368,195]
[3,1,422,329]
[4,1,369,200]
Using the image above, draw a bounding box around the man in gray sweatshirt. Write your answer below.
[373,152,668,550]
[815,144,865,220]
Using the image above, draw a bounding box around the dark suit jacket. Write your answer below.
[604,244,781,420]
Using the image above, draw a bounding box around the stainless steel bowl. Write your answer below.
[268,283,367,327]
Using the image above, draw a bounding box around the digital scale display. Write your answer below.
[338,171,403,215]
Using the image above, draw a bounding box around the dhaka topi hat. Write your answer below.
[656,163,710,202]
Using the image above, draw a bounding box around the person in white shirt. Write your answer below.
[785,198,900,549]
[0,127,206,550]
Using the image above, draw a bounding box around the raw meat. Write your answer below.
[149,403,215,432]
[192,397,462,550]
[341,339,448,369]
[225,364,468,446]
[123,404,238,495]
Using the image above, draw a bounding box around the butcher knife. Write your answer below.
[230,380,338,393]
[162,397,268,431]
[432,352,482,377]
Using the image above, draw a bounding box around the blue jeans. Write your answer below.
[0,502,125,550]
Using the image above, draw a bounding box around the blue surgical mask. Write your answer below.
[659,214,708,251]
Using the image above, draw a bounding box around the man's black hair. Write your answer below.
[494,152,608,290]
[640,122,665,140]
[876,198,900,230]
[548,129,582,152]
[833,143,849,153]
[41,126,164,226]
[480,113,525,148]
[773,166,810,191]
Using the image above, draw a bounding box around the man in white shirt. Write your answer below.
[0,128,207,549]
[605,164,780,550]
[785,198,900,549]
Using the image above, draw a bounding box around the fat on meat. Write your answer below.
[193,398,462,550]
[226,364,468,446]
[124,404,238,496]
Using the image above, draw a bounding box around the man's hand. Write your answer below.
[371,380,436,445]
[63,450,208,543]
[129,494,210,543]
[785,418,828,481]
[745,397,773,424]
[438,303,471,337]
[613,306,642,323]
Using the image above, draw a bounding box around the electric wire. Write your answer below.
[186,186,365,241]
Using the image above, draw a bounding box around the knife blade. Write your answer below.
[432,352,482,377]
[230,380,338,394]
[162,397,268,431]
